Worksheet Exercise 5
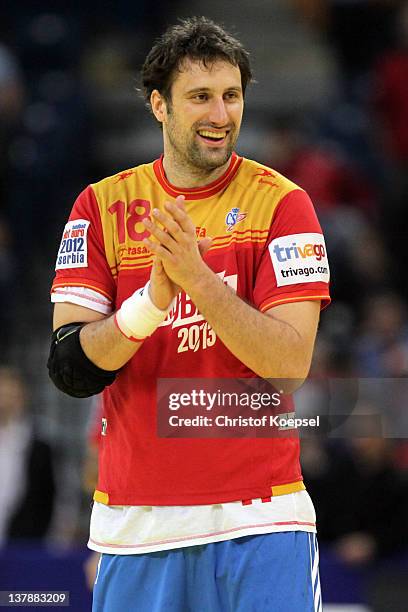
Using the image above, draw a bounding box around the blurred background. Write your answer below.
[1,1,408,610]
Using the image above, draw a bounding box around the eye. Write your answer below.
[225,91,240,100]
[193,93,208,101]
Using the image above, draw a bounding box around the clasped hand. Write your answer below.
[143,195,211,305]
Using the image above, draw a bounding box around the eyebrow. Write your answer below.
[185,86,243,95]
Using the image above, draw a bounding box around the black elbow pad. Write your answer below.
[47,323,119,398]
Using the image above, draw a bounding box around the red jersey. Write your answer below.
[51,154,330,505]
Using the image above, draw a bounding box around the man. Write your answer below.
[0,366,55,543]
[49,17,330,611]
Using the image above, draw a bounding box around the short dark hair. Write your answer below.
[141,16,252,109]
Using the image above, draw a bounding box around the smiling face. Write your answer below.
[151,58,244,177]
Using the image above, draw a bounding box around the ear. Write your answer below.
[150,89,168,124]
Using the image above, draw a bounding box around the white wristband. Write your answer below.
[115,281,174,342]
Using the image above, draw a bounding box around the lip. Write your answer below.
[196,130,230,148]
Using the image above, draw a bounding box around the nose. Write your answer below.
[208,97,229,126]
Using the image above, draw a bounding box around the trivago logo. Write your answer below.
[272,240,326,262]
[269,233,330,287]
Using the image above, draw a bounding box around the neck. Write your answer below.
[162,146,231,189]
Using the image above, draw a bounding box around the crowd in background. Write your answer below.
[1,0,408,584]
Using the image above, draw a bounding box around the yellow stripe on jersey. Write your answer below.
[93,482,306,506]
[90,156,304,283]
[93,489,109,505]
[271,481,306,496]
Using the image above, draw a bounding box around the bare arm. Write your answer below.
[52,198,211,372]
[186,269,320,383]
[144,201,321,389]
[53,302,143,371]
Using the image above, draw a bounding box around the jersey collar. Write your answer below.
[153,152,242,201]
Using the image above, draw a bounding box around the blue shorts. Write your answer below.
[92,532,322,612]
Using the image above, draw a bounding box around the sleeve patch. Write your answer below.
[268,232,330,287]
[55,219,90,270]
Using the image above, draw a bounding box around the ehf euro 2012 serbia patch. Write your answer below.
[269,232,330,287]
[55,219,90,270]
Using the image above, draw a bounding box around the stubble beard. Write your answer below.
[166,116,238,173]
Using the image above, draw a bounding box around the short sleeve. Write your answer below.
[253,189,331,312]
[51,185,116,305]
